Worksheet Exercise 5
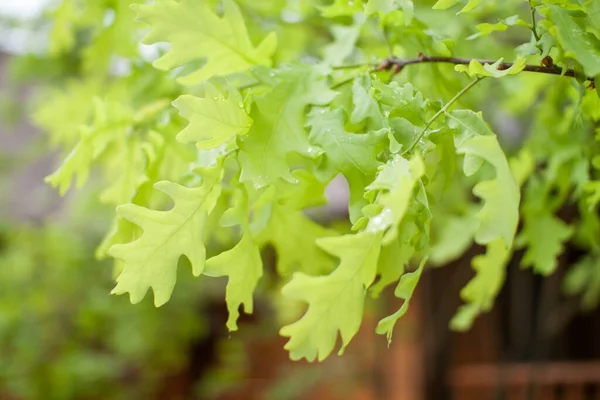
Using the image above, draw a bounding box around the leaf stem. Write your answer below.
[401,76,485,156]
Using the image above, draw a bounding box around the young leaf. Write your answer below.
[550,6,600,77]
[133,0,277,85]
[174,83,252,149]
[46,98,133,195]
[455,58,526,78]
[280,232,382,362]
[204,189,262,331]
[516,179,573,275]
[376,258,425,341]
[447,110,519,328]
[308,107,388,220]
[109,165,223,306]
[450,238,509,331]
[239,65,336,187]
[365,155,425,244]
[447,110,520,248]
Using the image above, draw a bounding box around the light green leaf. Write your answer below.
[308,107,387,221]
[205,234,262,331]
[447,110,520,248]
[370,234,412,297]
[447,110,519,329]
[365,0,396,16]
[33,80,101,147]
[516,178,572,275]
[459,0,485,13]
[239,65,336,187]
[432,0,461,10]
[319,0,364,18]
[455,58,526,78]
[430,211,479,265]
[204,189,262,331]
[324,25,361,66]
[100,138,149,205]
[550,6,600,77]
[450,238,509,331]
[280,232,382,362]
[46,98,133,195]
[260,208,338,276]
[376,258,425,341]
[467,22,507,40]
[174,83,252,149]
[517,211,572,275]
[109,165,223,306]
[48,0,76,55]
[133,0,277,85]
[509,149,535,188]
[365,155,425,244]
[351,75,386,129]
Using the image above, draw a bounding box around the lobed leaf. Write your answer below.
[133,0,277,85]
[280,232,382,362]
[174,83,252,149]
[109,165,223,306]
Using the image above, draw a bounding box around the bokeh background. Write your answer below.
[1,1,600,399]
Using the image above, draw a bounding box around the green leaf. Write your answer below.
[109,165,223,306]
[370,235,412,297]
[100,138,149,205]
[174,83,252,149]
[319,0,364,18]
[365,155,425,244]
[432,0,461,10]
[455,58,526,78]
[517,211,572,275]
[45,98,133,195]
[459,0,485,13]
[323,25,361,66]
[376,258,425,341]
[447,110,520,248]
[133,0,277,85]
[450,238,509,331]
[204,189,262,331]
[260,209,338,276]
[365,0,397,16]
[516,178,573,275]
[467,22,507,40]
[430,211,479,265]
[351,75,386,130]
[48,0,76,56]
[280,232,382,361]
[550,6,600,77]
[239,65,336,187]
[308,107,387,221]
[446,110,519,328]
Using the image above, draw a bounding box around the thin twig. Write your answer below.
[379,54,595,82]
[401,76,485,156]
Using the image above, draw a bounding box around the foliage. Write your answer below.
[0,223,208,399]
[30,0,600,362]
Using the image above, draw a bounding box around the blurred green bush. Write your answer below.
[0,221,213,399]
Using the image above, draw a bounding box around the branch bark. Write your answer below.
[378,54,595,83]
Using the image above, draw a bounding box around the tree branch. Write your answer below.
[378,54,595,82]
